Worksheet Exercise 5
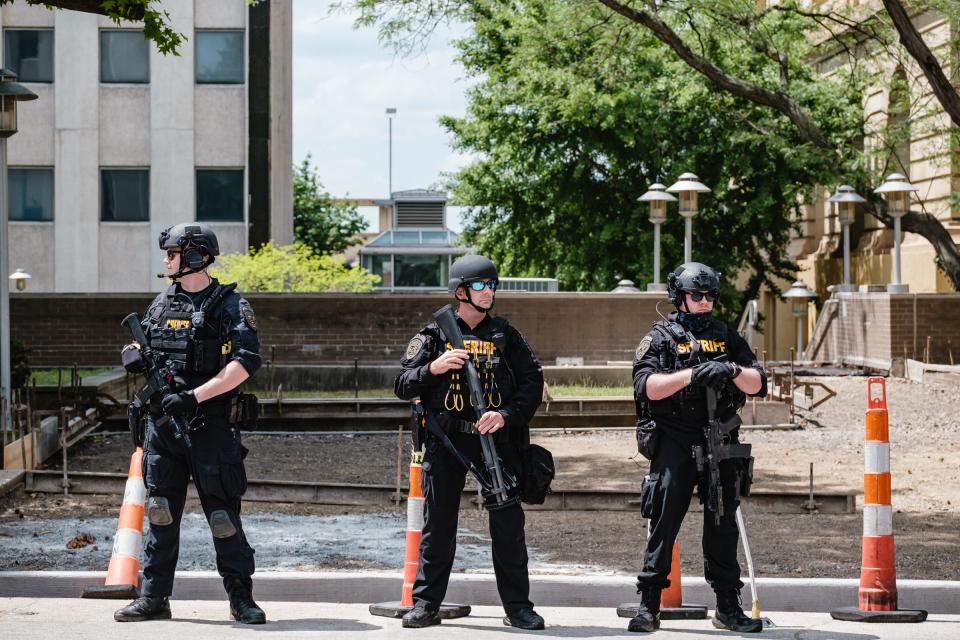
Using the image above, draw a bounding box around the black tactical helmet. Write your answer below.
[159,223,220,256]
[667,262,720,307]
[448,255,499,294]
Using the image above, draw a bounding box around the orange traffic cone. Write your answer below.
[831,378,926,623]
[369,448,470,619]
[82,448,145,599]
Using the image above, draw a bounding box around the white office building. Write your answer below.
[1,0,292,292]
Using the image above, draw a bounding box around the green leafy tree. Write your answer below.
[293,155,369,256]
[348,0,960,300]
[211,242,380,292]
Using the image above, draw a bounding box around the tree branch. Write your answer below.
[594,0,830,149]
[882,0,960,128]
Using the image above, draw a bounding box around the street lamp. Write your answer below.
[9,269,31,292]
[385,107,397,196]
[0,68,38,438]
[666,172,711,263]
[827,185,866,293]
[638,182,676,291]
[873,173,918,293]
[782,281,818,357]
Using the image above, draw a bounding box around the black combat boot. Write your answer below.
[401,601,441,628]
[503,608,545,630]
[627,588,661,633]
[113,596,172,622]
[713,590,762,633]
[230,592,267,624]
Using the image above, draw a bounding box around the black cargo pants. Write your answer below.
[413,430,533,614]
[140,411,255,599]
[636,432,744,593]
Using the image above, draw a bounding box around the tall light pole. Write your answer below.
[0,68,38,438]
[874,173,917,294]
[638,183,676,291]
[666,172,711,263]
[386,107,397,196]
[827,185,865,293]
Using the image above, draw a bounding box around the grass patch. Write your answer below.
[29,368,111,386]
[250,384,632,399]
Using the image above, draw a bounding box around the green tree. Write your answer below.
[294,155,369,256]
[211,242,380,293]
[348,0,960,298]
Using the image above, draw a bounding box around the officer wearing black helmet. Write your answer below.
[114,223,265,624]
[628,262,766,634]
[395,255,546,630]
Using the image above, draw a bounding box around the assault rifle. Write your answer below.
[693,383,752,526]
[121,313,195,449]
[433,304,519,507]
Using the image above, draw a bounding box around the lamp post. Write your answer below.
[385,107,397,196]
[0,68,38,439]
[827,185,866,293]
[873,173,917,293]
[782,281,818,357]
[9,269,31,292]
[666,172,711,263]
[638,183,676,291]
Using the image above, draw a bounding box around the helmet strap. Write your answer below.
[457,286,494,314]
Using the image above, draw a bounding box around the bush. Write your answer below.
[11,340,30,389]
[210,242,380,293]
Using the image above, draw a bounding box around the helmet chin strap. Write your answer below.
[461,288,494,314]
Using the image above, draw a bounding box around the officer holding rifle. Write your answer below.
[395,255,545,630]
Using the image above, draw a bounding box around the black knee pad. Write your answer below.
[209,509,237,539]
[147,496,173,526]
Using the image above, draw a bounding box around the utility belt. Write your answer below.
[440,414,511,443]
[146,392,258,428]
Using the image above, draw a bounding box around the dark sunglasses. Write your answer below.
[467,279,498,291]
[688,291,717,302]
[166,249,181,260]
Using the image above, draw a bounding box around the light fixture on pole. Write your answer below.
[638,183,676,292]
[0,68,38,437]
[385,107,397,196]
[9,269,32,292]
[782,281,818,357]
[873,173,917,294]
[666,172,711,264]
[827,185,865,293]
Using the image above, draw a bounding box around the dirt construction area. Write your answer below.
[1,374,958,580]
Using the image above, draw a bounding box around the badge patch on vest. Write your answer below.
[635,336,652,360]
[239,300,258,331]
[405,335,426,360]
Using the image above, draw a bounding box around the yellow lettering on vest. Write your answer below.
[165,319,191,330]
[221,342,232,355]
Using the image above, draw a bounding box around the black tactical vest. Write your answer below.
[146,283,236,377]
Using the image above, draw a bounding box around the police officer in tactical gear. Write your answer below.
[628,262,766,634]
[114,223,265,624]
[395,255,546,631]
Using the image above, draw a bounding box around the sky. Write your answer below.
[292,1,472,232]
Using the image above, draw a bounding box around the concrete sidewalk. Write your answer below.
[2,600,958,639]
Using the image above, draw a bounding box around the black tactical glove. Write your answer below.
[691,360,733,388]
[161,390,198,415]
[121,345,145,374]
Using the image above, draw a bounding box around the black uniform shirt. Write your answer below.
[142,279,262,390]
[633,316,766,447]
[395,314,544,440]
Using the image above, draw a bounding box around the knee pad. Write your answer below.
[146,496,173,526]
[209,509,237,539]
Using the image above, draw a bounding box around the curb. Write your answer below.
[1,571,957,614]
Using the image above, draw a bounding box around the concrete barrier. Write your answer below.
[1,571,956,614]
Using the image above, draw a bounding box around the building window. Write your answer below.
[100,30,150,83]
[8,168,54,221]
[196,169,244,221]
[362,255,394,288]
[101,169,149,221]
[195,31,244,84]
[395,255,447,288]
[3,29,54,83]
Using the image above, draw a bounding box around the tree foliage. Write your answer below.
[293,155,369,256]
[211,242,380,293]
[348,0,960,300]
